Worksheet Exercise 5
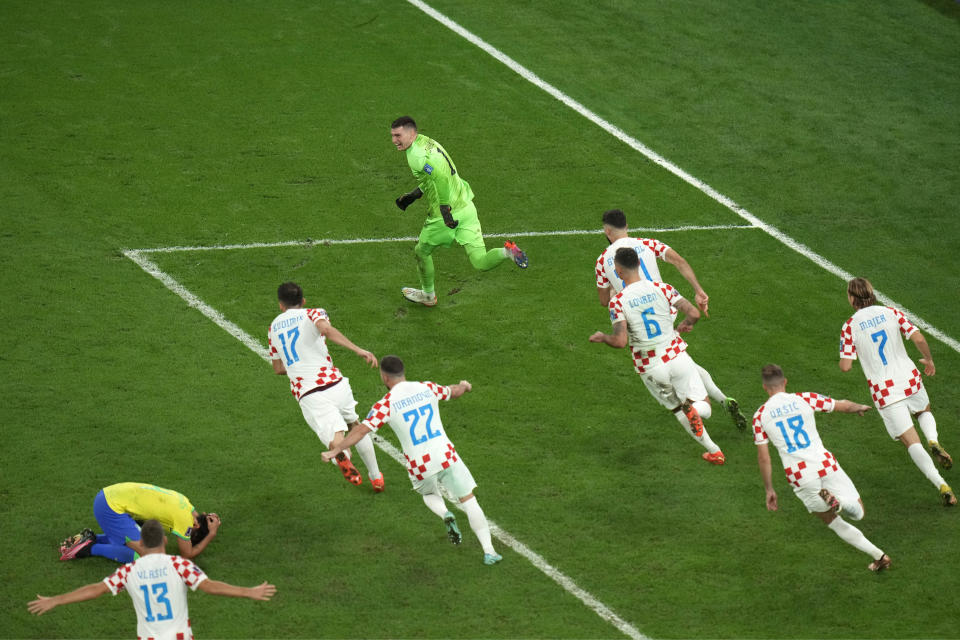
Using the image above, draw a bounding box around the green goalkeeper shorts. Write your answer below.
[417,201,485,252]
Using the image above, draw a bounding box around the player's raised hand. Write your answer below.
[919,358,935,376]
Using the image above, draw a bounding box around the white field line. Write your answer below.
[122,246,648,640]
[128,224,753,254]
[405,0,960,357]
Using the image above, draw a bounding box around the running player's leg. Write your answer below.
[446,463,500,563]
[302,394,362,485]
[334,380,383,488]
[800,483,887,568]
[671,356,724,463]
[414,239,437,296]
[883,403,949,491]
[910,392,952,469]
[695,363,746,430]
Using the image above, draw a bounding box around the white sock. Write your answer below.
[353,433,381,479]
[461,496,496,555]
[422,492,448,519]
[840,499,864,522]
[917,411,939,444]
[827,517,883,560]
[693,399,712,420]
[675,411,720,453]
[696,364,726,404]
[907,442,946,487]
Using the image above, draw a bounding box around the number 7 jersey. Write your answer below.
[362,381,458,481]
[839,305,923,409]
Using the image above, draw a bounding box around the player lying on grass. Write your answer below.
[753,364,891,572]
[589,247,726,465]
[594,208,746,431]
[322,355,502,565]
[839,277,955,506]
[269,281,385,492]
[31,519,275,638]
[59,482,220,563]
[391,115,527,307]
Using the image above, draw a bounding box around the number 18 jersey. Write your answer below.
[839,305,922,409]
[363,381,458,481]
[753,392,839,487]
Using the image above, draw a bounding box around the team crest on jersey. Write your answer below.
[609,309,617,322]
[423,163,433,174]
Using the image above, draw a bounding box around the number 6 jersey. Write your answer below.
[753,392,840,487]
[362,381,458,481]
[839,305,923,409]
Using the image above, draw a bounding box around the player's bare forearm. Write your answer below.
[757,444,778,511]
[28,582,110,615]
[272,359,287,375]
[597,286,611,307]
[322,423,372,462]
[910,332,936,375]
[200,579,277,601]
[674,299,700,333]
[834,399,871,416]
[838,358,853,372]
[448,380,472,398]
[589,322,627,348]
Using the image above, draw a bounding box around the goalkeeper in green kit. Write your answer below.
[391,116,528,307]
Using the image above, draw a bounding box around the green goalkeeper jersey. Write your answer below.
[405,134,475,220]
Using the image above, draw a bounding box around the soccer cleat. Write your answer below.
[443,511,462,545]
[680,400,704,437]
[819,488,841,514]
[940,484,957,507]
[60,528,95,561]
[702,450,725,465]
[929,441,953,470]
[504,241,528,269]
[868,554,892,573]
[371,473,385,493]
[724,397,747,432]
[401,287,437,307]
[483,553,503,566]
[337,458,363,486]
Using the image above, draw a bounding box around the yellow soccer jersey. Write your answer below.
[103,482,196,540]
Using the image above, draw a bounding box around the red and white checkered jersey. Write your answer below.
[753,392,840,487]
[610,279,688,374]
[268,308,343,400]
[839,305,922,408]
[102,553,207,640]
[595,236,669,293]
[362,380,459,481]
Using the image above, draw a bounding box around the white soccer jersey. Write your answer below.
[752,392,840,487]
[839,305,923,409]
[609,279,688,374]
[595,237,670,293]
[268,308,343,400]
[363,381,459,480]
[102,553,207,640]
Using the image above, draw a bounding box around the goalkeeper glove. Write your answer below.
[440,205,458,229]
[395,187,423,211]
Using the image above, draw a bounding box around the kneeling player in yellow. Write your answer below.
[391,116,528,307]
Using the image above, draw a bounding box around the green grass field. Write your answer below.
[3,1,959,638]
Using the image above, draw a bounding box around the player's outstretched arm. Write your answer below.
[28,582,110,616]
[199,579,277,601]
[321,423,373,463]
[448,380,472,399]
[589,321,628,348]
[316,320,377,368]
[833,399,872,416]
[674,299,701,333]
[909,331,936,376]
[664,249,709,316]
[396,187,423,211]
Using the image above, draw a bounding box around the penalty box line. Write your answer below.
[122,245,648,640]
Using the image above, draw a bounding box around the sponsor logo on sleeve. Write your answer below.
[423,163,433,174]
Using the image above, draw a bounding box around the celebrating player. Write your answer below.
[589,247,726,465]
[391,116,528,307]
[594,208,746,431]
[58,482,220,564]
[322,355,502,565]
[753,364,891,572]
[30,519,276,637]
[839,277,955,506]
[269,281,384,491]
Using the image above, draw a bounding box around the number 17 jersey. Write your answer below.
[363,381,458,480]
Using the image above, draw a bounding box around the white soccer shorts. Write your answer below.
[413,458,477,501]
[298,377,360,445]
[794,467,861,514]
[640,351,708,410]
[877,388,930,439]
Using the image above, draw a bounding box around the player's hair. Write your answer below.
[847,277,876,309]
[380,355,405,377]
[602,209,628,229]
[277,281,304,307]
[761,364,785,387]
[141,519,165,549]
[613,246,639,270]
[190,513,211,546]
[391,115,417,130]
